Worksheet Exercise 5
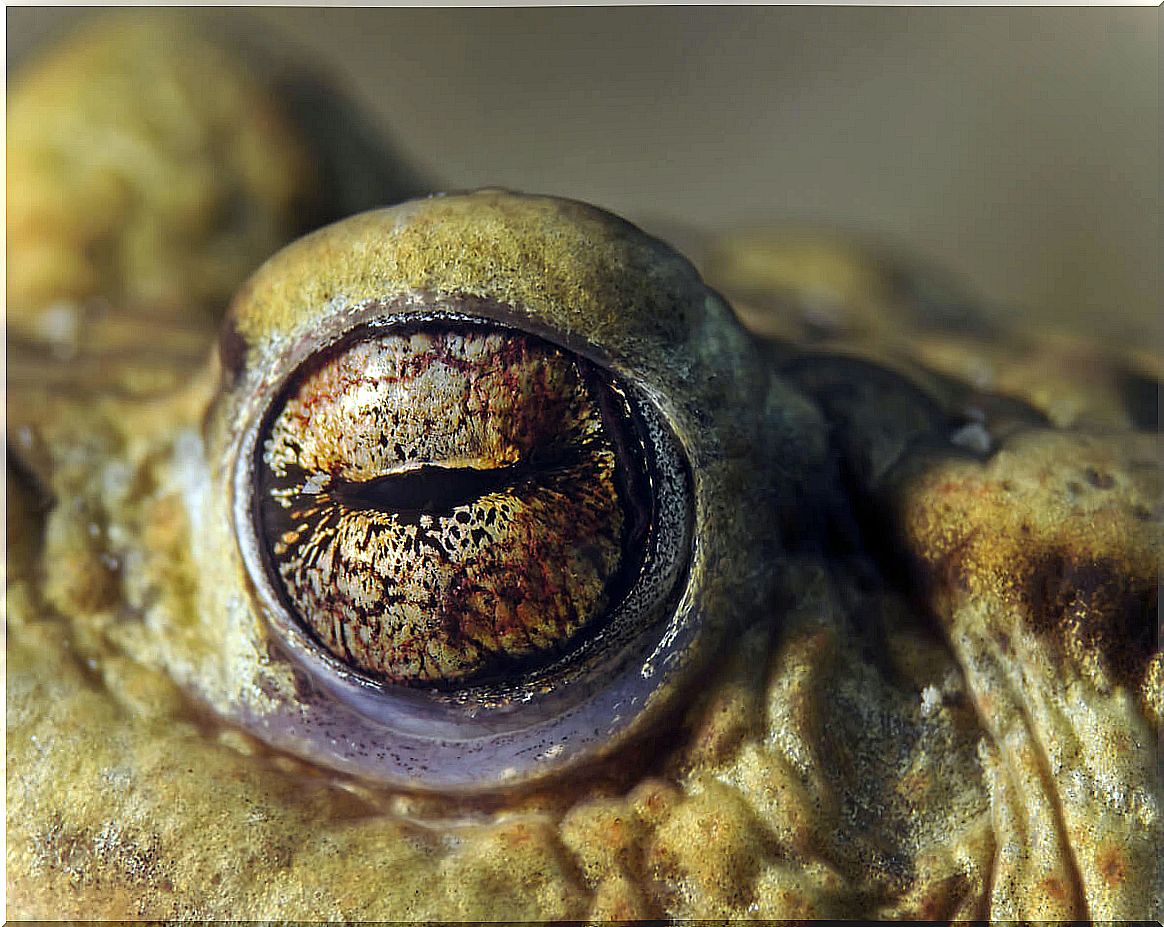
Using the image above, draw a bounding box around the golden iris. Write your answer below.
[256,322,650,685]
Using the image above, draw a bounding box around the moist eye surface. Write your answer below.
[255,322,651,686]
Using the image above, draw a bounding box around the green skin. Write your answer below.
[7,197,1160,920]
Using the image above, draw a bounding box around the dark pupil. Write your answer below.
[332,452,577,523]
[255,323,650,687]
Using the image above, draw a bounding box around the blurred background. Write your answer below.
[8,6,1158,342]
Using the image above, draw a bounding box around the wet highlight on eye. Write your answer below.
[255,322,653,686]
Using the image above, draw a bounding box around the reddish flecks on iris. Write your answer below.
[256,325,645,685]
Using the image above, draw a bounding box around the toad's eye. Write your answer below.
[254,323,659,686]
[211,191,808,790]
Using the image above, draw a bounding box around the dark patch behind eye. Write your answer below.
[1115,365,1161,431]
[269,71,431,228]
[217,316,249,387]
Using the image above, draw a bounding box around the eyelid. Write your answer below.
[220,191,700,387]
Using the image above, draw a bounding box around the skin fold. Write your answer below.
[6,16,1161,921]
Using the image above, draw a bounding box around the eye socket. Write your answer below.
[254,319,656,687]
[215,191,792,792]
[231,303,696,788]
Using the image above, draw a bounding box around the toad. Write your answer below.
[7,16,1160,921]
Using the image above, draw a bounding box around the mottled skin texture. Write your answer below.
[7,18,1162,922]
[6,17,314,330]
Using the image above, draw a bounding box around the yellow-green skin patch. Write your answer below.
[11,188,1159,921]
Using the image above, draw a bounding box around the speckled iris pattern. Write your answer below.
[257,324,646,683]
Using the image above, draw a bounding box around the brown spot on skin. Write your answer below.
[990,628,1014,657]
[500,823,536,849]
[1096,844,1127,887]
[917,872,971,921]
[932,527,980,595]
[631,780,682,827]
[1084,467,1116,490]
[33,815,168,889]
[1040,875,1069,902]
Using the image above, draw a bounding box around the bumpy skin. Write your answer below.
[6,15,315,327]
[6,13,423,431]
[7,21,1161,923]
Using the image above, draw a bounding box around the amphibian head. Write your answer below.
[7,16,1160,922]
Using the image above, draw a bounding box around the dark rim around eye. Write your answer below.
[230,299,698,785]
[254,316,672,694]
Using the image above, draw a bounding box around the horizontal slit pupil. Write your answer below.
[331,459,540,518]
